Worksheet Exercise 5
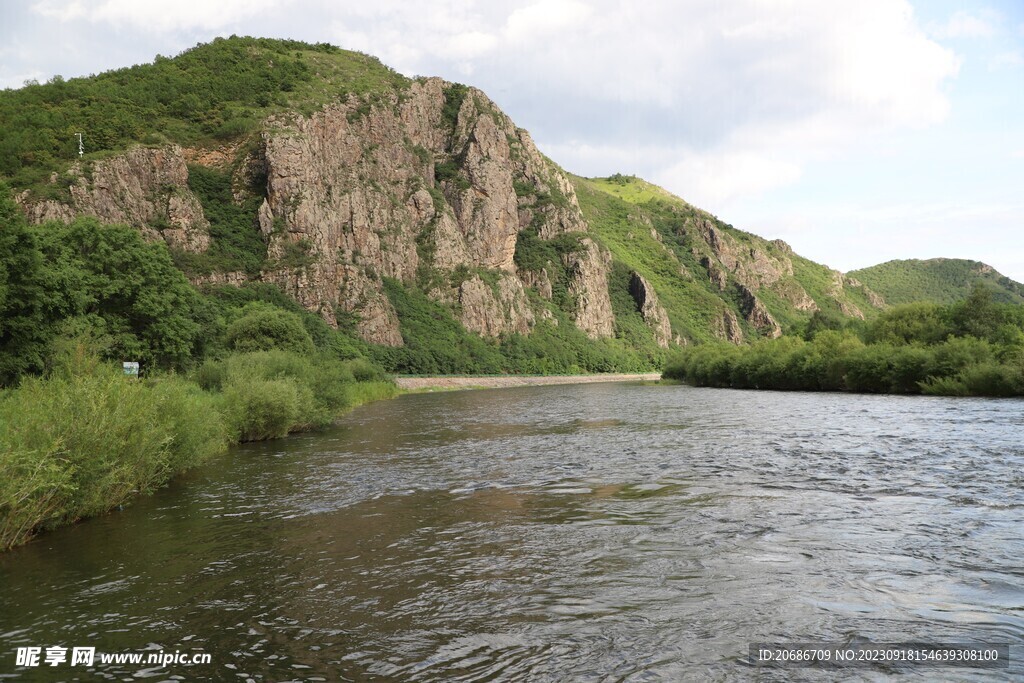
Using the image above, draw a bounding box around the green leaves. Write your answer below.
[665,296,1024,396]
[225,304,316,355]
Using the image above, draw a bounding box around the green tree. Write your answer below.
[0,182,50,384]
[33,217,207,371]
[950,283,1001,340]
[867,302,950,346]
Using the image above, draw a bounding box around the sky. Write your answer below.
[2,0,1023,280]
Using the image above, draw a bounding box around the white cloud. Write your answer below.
[657,150,802,208]
[990,51,1024,70]
[448,31,498,60]
[504,0,592,42]
[0,69,49,90]
[316,0,957,210]
[31,0,288,31]
[930,10,997,39]
[31,0,87,21]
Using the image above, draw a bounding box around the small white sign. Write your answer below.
[122,362,140,377]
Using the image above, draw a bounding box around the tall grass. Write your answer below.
[0,365,225,550]
[0,350,396,551]
[195,350,395,442]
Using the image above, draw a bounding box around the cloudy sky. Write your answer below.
[3,0,1023,280]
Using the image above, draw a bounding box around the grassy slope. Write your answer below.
[573,176,737,342]
[849,259,1024,306]
[575,175,883,340]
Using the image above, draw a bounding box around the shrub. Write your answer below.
[0,362,228,549]
[224,304,316,355]
[222,378,303,442]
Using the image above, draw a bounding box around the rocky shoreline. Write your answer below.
[395,373,661,391]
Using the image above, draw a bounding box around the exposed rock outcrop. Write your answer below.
[15,77,620,346]
[827,271,865,319]
[15,61,894,352]
[739,286,782,338]
[190,271,249,288]
[701,255,729,290]
[713,309,744,344]
[452,274,535,337]
[563,238,615,339]
[520,268,553,300]
[246,78,615,343]
[19,146,210,252]
[629,272,672,348]
[862,285,887,309]
[696,218,792,291]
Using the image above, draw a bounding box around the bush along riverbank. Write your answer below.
[0,346,396,551]
[664,286,1024,396]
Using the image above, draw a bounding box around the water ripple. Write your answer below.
[0,384,1021,681]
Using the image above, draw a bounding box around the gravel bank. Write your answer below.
[395,373,662,391]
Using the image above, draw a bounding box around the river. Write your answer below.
[1,382,1021,681]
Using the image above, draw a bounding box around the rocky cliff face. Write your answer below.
[629,272,672,348]
[564,238,615,339]
[14,69,886,352]
[679,210,884,340]
[244,78,614,344]
[18,78,618,347]
[18,146,210,252]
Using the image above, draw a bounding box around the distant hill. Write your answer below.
[848,258,1024,306]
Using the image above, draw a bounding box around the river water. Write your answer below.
[1,383,1022,681]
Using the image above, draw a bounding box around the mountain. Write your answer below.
[848,259,1024,306]
[0,37,932,373]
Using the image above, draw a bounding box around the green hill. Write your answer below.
[848,259,1024,306]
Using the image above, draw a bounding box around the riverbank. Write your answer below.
[2,366,665,551]
[0,350,397,551]
[396,373,662,391]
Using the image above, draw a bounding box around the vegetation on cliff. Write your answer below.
[664,286,1024,396]
[5,37,1022,368]
[372,278,665,374]
[575,174,885,342]
[0,37,408,191]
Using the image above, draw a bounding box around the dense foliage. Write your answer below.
[664,287,1024,396]
[0,346,395,551]
[0,183,396,550]
[0,185,213,382]
[372,277,664,375]
[0,183,49,383]
[0,356,225,551]
[173,164,268,275]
